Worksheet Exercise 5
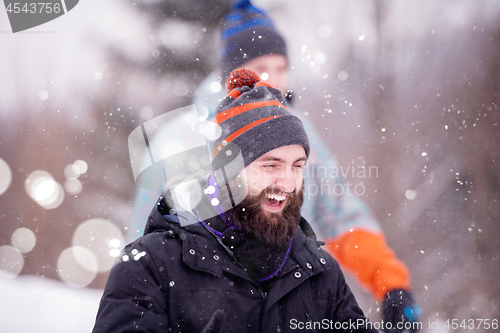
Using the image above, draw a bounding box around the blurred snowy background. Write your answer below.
[1,0,499,332]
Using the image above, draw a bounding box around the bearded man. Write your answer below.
[93,69,377,333]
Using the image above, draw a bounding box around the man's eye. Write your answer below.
[294,164,305,169]
[263,164,276,169]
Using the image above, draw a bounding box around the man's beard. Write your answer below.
[224,186,304,248]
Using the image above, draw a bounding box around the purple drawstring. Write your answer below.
[257,237,293,282]
[196,208,236,238]
[198,214,224,238]
[199,172,292,282]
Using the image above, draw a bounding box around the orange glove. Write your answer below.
[325,229,410,300]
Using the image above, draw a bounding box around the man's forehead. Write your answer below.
[243,54,288,69]
[255,145,307,163]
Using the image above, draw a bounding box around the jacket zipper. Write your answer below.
[260,264,301,304]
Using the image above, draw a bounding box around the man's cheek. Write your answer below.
[247,183,264,196]
[296,179,303,193]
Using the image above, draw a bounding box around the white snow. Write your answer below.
[0,275,102,333]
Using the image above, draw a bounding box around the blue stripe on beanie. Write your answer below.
[220,0,287,79]
[221,18,275,40]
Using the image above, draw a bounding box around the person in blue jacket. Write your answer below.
[128,1,420,331]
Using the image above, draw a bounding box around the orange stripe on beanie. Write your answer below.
[212,115,279,158]
[215,100,288,125]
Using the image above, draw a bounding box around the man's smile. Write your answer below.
[263,192,288,212]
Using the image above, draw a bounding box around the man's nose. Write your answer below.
[274,168,296,193]
[266,73,280,88]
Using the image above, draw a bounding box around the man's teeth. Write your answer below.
[267,193,286,201]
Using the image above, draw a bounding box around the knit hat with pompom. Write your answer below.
[210,68,309,180]
[220,0,287,79]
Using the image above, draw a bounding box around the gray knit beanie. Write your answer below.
[211,68,309,180]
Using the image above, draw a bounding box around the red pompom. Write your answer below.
[226,68,261,92]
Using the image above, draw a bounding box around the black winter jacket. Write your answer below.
[93,194,377,333]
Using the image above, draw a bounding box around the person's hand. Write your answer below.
[383,289,421,333]
[200,309,225,333]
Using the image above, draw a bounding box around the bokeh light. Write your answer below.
[140,106,154,120]
[183,111,197,125]
[64,178,83,195]
[64,164,80,180]
[37,89,49,100]
[73,160,88,174]
[0,158,12,195]
[34,178,57,201]
[64,160,88,181]
[209,80,221,93]
[11,227,37,253]
[314,51,327,65]
[57,246,98,288]
[171,180,203,224]
[72,218,125,273]
[405,190,418,200]
[159,138,184,160]
[25,170,65,209]
[199,121,222,141]
[0,245,24,278]
[63,160,88,195]
[338,70,349,81]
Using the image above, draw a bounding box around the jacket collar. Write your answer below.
[176,215,327,287]
[148,190,328,292]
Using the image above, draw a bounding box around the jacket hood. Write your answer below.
[143,190,188,235]
[143,175,219,235]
